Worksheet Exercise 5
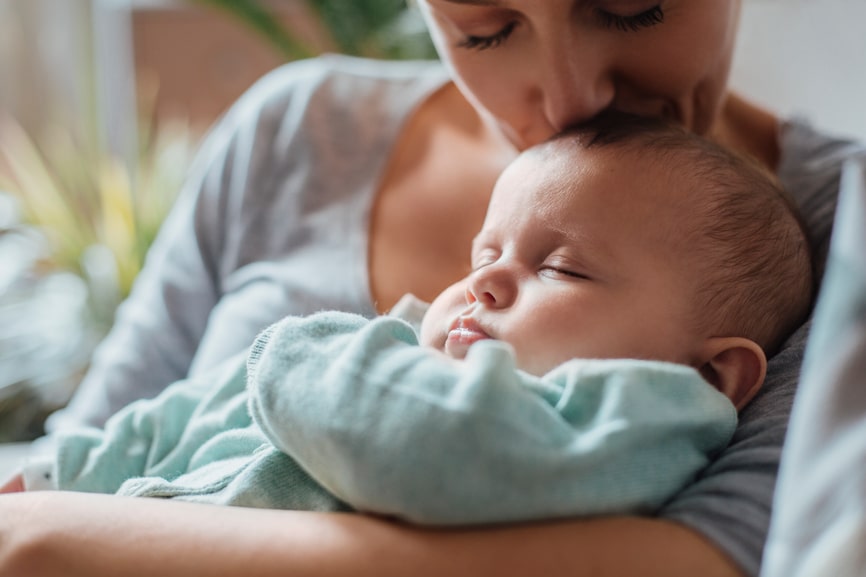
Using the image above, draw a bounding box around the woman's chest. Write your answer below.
[367,153,499,312]
[190,191,378,375]
[366,105,515,311]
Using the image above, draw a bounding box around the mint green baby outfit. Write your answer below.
[54,311,736,526]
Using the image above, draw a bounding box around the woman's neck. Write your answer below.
[710,92,781,172]
[367,82,517,312]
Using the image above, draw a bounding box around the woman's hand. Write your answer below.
[0,473,24,494]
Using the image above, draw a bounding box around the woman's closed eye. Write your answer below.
[457,20,517,51]
[596,5,664,32]
[453,3,663,51]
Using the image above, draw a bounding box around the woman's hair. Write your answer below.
[551,112,815,356]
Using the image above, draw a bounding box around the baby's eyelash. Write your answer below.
[457,21,517,51]
[556,268,589,280]
[597,5,664,32]
[541,265,590,280]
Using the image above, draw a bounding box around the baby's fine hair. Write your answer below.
[553,111,814,356]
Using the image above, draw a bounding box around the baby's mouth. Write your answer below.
[444,317,491,359]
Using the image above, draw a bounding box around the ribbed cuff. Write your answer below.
[21,456,57,491]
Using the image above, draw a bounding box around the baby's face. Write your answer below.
[420,142,704,376]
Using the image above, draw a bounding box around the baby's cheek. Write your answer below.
[418,305,447,350]
[418,326,444,350]
[420,283,468,349]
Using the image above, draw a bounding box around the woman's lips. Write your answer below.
[444,317,491,359]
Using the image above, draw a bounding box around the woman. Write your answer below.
[1,1,861,576]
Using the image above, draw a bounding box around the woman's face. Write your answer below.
[417,0,742,150]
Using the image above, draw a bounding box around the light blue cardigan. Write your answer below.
[53,310,736,526]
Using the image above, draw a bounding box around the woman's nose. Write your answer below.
[465,263,517,309]
[533,40,615,134]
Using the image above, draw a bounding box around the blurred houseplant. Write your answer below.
[0,111,197,441]
[192,0,437,60]
[0,0,434,442]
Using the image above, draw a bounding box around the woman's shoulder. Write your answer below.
[198,55,451,184]
[779,118,866,182]
[228,55,449,123]
[778,118,866,272]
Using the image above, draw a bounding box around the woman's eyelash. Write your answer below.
[597,5,664,32]
[457,21,517,51]
[457,5,660,50]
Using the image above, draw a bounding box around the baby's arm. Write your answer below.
[48,351,249,494]
[248,312,738,525]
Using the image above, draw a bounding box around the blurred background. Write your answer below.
[0,0,434,442]
[0,0,864,442]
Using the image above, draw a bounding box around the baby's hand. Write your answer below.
[0,472,25,493]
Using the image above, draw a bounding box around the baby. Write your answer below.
[5,113,813,526]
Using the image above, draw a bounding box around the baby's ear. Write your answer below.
[697,337,767,410]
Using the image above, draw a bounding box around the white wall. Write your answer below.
[731,0,866,142]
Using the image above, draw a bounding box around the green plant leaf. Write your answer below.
[191,0,315,60]
[306,0,405,56]
[189,0,436,60]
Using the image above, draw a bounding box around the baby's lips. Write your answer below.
[444,317,492,358]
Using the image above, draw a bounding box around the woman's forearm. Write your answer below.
[0,491,744,577]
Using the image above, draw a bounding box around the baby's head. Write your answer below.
[420,112,813,409]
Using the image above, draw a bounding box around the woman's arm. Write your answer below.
[0,491,743,577]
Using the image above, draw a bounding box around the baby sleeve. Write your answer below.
[53,350,250,494]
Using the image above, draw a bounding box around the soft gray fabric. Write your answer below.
[45,55,866,576]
